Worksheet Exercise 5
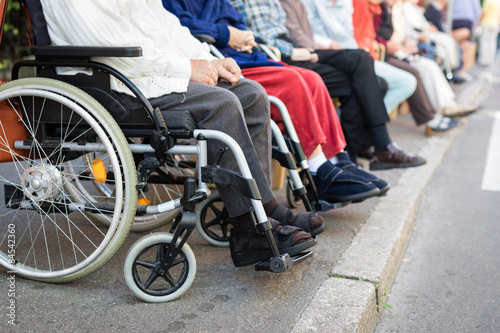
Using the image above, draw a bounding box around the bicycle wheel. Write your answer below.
[0,78,137,282]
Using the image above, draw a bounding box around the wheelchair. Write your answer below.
[191,37,352,247]
[0,0,314,302]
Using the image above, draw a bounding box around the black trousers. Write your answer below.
[284,49,389,157]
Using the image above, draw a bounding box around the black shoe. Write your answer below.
[230,219,316,267]
[311,161,380,203]
[335,151,390,195]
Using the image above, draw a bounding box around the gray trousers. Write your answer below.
[147,79,274,217]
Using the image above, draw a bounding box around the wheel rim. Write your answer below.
[65,154,193,232]
[132,241,191,296]
[197,193,231,245]
[0,80,135,280]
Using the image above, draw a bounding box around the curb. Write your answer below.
[290,73,492,333]
[291,119,462,333]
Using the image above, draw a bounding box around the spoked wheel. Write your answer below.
[195,193,231,247]
[0,78,137,282]
[124,233,196,302]
[65,157,187,232]
[286,170,305,209]
[286,181,303,208]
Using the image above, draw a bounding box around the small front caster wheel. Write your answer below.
[124,233,196,302]
[195,193,231,247]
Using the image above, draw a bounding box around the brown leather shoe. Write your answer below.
[370,143,426,171]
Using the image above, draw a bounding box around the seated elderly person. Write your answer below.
[40,0,319,267]
[162,0,388,201]
[301,0,457,134]
[230,0,426,171]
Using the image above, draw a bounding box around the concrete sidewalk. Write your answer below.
[291,67,492,332]
[0,68,491,333]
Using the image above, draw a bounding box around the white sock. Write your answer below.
[329,156,339,164]
[308,152,328,174]
[427,114,451,128]
[426,114,443,127]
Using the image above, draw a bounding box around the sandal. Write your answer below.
[268,204,325,237]
[230,218,315,267]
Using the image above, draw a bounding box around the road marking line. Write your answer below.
[482,112,500,191]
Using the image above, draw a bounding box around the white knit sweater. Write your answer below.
[41,0,216,98]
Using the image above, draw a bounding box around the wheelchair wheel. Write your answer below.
[65,158,184,232]
[195,192,231,247]
[286,170,305,209]
[0,78,137,282]
[124,233,196,302]
[286,182,303,208]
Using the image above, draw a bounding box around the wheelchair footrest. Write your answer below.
[311,200,351,212]
[254,251,313,273]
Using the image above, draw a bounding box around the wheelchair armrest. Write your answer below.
[30,46,142,58]
[192,34,216,45]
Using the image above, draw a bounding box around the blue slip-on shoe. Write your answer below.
[335,151,390,195]
[311,161,380,203]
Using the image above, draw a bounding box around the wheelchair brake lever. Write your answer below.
[213,146,229,166]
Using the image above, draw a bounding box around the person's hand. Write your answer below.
[427,25,438,33]
[211,58,241,85]
[386,40,400,55]
[329,40,345,50]
[228,26,258,53]
[417,33,429,43]
[402,38,419,54]
[291,48,317,62]
[190,59,218,86]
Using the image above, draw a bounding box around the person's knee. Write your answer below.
[452,28,470,42]
[356,49,374,65]
[237,79,269,111]
[403,72,417,96]
[278,66,305,84]
[377,76,389,96]
[217,87,245,117]
[296,67,322,84]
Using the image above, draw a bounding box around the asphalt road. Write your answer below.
[376,66,500,332]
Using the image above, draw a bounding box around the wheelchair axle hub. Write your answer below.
[21,164,63,202]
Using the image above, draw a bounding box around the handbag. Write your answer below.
[0,82,29,163]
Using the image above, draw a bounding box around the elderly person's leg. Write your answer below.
[145,80,317,266]
[145,80,270,216]
[241,65,382,202]
[373,60,417,115]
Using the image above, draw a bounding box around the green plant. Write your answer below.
[375,284,393,310]
[1,1,29,78]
